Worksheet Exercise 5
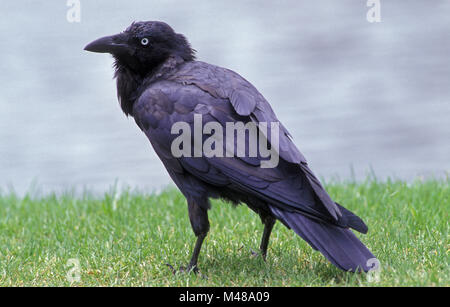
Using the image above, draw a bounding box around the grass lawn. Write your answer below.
[0,179,448,286]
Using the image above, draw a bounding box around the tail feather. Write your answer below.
[270,206,375,272]
[335,202,368,234]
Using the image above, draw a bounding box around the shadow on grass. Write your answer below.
[188,248,357,286]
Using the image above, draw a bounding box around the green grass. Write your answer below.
[0,179,448,286]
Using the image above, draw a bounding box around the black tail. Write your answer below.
[270,206,375,272]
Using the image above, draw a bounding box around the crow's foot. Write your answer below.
[250,249,267,262]
[166,263,199,275]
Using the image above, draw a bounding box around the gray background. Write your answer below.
[0,1,449,194]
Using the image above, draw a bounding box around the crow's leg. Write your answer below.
[185,232,207,273]
[167,198,209,274]
[259,215,276,261]
[185,199,209,272]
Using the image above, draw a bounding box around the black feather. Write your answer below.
[85,20,376,273]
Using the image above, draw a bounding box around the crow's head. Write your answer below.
[84,21,195,76]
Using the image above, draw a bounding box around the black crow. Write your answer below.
[84,21,375,273]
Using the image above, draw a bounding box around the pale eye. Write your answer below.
[140,38,149,46]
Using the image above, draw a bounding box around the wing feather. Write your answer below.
[133,77,341,222]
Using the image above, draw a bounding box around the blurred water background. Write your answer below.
[0,1,449,195]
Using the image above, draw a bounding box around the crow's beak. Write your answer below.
[84,33,132,55]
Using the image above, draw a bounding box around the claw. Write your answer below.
[250,249,267,262]
[165,263,176,275]
[165,263,203,277]
[180,265,199,274]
